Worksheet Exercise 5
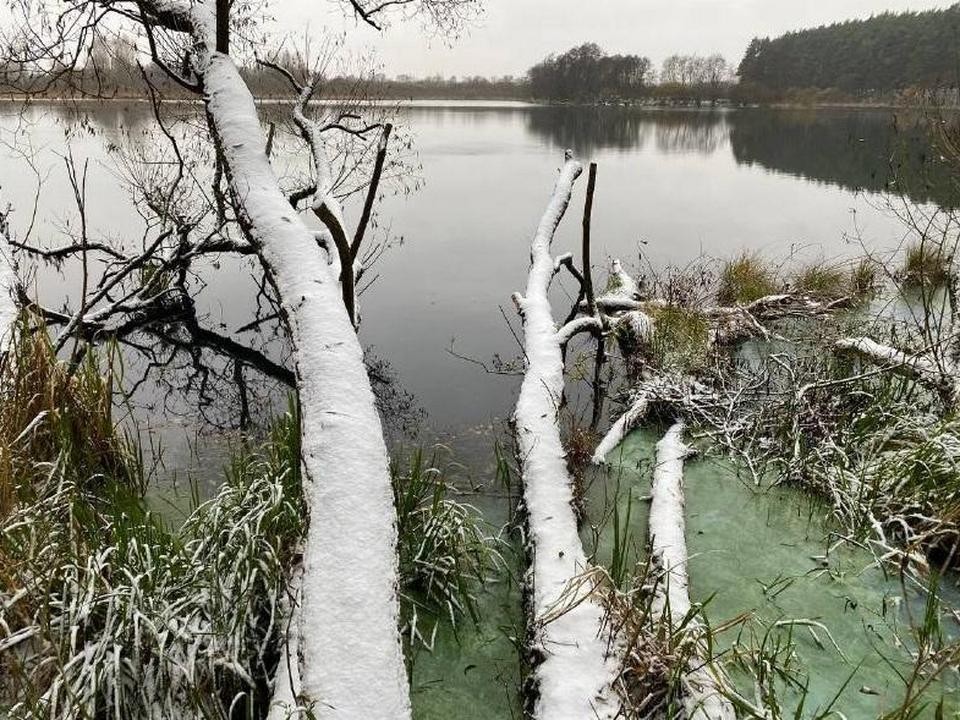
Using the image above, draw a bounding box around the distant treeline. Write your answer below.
[528,43,652,101]
[10,10,960,108]
[0,36,738,106]
[739,4,960,95]
[527,43,735,104]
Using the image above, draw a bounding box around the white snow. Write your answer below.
[266,564,302,720]
[592,393,650,465]
[835,336,959,402]
[616,309,655,343]
[513,153,621,720]
[649,423,693,620]
[555,316,602,346]
[198,41,409,720]
[650,423,735,720]
[609,259,638,299]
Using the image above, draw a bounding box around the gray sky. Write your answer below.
[279,0,953,78]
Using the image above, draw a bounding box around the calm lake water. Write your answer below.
[2,101,958,716]
[0,101,949,445]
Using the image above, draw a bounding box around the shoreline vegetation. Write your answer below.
[4,94,959,111]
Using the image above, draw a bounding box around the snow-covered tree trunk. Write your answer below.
[650,423,735,720]
[513,153,620,720]
[169,7,409,717]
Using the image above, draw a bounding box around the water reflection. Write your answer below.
[1,100,955,440]
[525,106,655,155]
[20,100,955,211]
[516,104,958,206]
[523,106,734,156]
[729,109,960,207]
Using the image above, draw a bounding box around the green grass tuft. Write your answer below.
[902,241,954,287]
[392,447,502,648]
[717,254,779,306]
[849,258,880,298]
[792,262,849,300]
[649,305,712,374]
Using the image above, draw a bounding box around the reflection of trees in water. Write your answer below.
[19,100,182,140]
[34,259,424,442]
[10,103,425,442]
[653,112,729,154]
[729,110,960,208]
[525,106,729,156]
[525,106,652,156]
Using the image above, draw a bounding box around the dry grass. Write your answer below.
[0,319,139,519]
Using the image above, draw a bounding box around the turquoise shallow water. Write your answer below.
[410,423,960,719]
[409,569,524,720]
[407,443,526,720]
[595,428,960,718]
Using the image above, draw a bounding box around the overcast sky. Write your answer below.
[279,0,953,78]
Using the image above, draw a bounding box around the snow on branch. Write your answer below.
[513,153,621,720]
[592,393,650,465]
[835,336,959,406]
[555,315,602,347]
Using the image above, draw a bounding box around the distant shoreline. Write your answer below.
[1,94,957,113]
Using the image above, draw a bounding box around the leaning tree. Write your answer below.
[0,0,475,717]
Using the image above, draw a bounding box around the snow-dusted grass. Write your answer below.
[0,322,139,520]
[0,324,501,716]
[0,411,304,718]
[392,448,504,649]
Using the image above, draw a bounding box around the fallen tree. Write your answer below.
[512,152,620,719]
[2,0,476,712]
[650,423,735,720]
[200,33,410,720]
[592,392,650,465]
